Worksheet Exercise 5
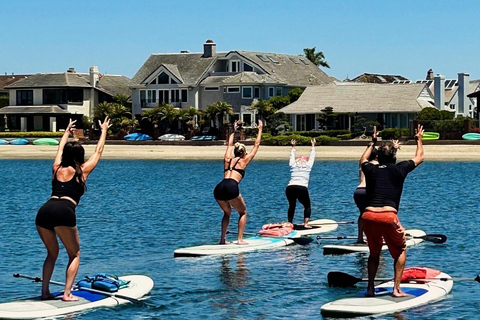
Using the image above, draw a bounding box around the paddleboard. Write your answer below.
[0,139,9,145]
[422,132,439,140]
[321,271,452,317]
[462,133,480,140]
[33,138,59,145]
[323,229,425,255]
[9,138,28,145]
[0,275,153,319]
[174,219,339,257]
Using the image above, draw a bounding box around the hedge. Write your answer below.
[261,133,338,146]
[284,130,350,138]
[0,131,64,138]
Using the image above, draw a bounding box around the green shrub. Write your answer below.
[337,133,353,140]
[380,128,410,140]
[261,133,337,145]
[286,130,350,138]
[0,131,64,138]
[432,119,464,132]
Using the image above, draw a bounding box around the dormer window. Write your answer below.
[243,63,253,72]
[158,72,169,84]
[229,60,240,72]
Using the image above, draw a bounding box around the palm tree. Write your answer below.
[303,47,330,68]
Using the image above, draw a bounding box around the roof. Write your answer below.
[6,72,133,97]
[132,50,333,87]
[0,105,70,114]
[0,75,30,91]
[278,82,432,114]
[350,73,409,83]
[200,72,285,86]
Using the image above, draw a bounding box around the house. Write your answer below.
[2,66,133,131]
[348,73,410,84]
[130,39,333,127]
[278,82,433,131]
[0,74,30,97]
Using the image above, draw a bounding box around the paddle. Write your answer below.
[316,233,447,244]
[13,273,150,306]
[327,271,480,287]
[226,231,314,245]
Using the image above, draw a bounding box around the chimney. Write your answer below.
[67,67,76,73]
[434,74,445,110]
[89,65,99,87]
[458,72,469,115]
[426,69,434,80]
[203,39,216,58]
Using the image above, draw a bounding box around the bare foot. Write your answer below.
[62,293,79,302]
[392,289,408,297]
[41,293,56,300]
[219,241,231,245]
[303,224,312,229]
[237,240,249,245]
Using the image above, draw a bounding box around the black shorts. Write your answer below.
[35,198,77,230]
[214,179,240,201]
[353,187,367,214]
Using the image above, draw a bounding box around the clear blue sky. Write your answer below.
[2,0,479,82]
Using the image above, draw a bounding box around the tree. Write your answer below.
[303,47,330,68]
[316,106,338,129]
[204,101,233,128]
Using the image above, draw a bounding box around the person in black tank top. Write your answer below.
[214,120,263,245]
[35,117,111,302]
[360,124,424,298]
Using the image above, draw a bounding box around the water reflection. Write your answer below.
[219,254,250,289]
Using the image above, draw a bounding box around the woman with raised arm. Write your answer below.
[35,117,111,301]
[214,120,263,245]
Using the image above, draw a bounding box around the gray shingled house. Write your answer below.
[130,39,333,127]
[278,82,434,131]
[2,66,132,131]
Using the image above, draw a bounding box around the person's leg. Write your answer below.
[361,212,384,297]
[383,216,407,297]
[353,188,367,243]
[217,200,232,244]
[393,250,407,297]
[366,253,380,297]
[36,226,59,300]
[285,186,297,223]
[55,226,80,301]
[297,187,311,227]
[230,195,248,245]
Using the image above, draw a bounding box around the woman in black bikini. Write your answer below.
[35,117,111,301]
[214,119,263,245]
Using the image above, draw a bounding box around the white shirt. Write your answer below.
[287,147,315,188]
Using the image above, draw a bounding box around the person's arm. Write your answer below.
[360,126,377,164]
[82,116,111,179]
[224,121,239,161]
[52,119,77,170]
[307,138,316,167]
[412,124,424,166]
[289,139,296,166]
[244,120,263,162]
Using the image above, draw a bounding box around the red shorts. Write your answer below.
[361,211,406,259]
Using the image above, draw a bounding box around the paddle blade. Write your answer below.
[419,234,447,243]
[475,275,480,283]
[327,271,361,287]
[291,237,314,245]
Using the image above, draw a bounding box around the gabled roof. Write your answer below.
[279,82,432,114]
[6,72,133,97]
[350,73,409,83]
[132,53,217,85]
[132,49,333,87]
[200,72,285,86]
[0,75,30,91]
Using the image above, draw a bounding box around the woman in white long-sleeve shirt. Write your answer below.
[285,138,316,228]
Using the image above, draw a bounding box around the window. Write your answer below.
[242,86,253,99]
[170,78,178,84]
[268,87,275,97]
[254,87,260,98]
[257,54,269,62]
[275,87,282,96]
[147,90,156,103]
[205,87,219,91]
[289,57,299,64]
[299,58,309,65]
[267,55,279,63]
[140,90,146,108]
[158,90,169,104]
[158,72,169,84]
[181,89,188,103]
[243,63,253,72]
[227,87,240,93]
[43,89,83,104]
[16,90,33,105]
[229,60,240,72]
[171,89,180,103]
[242,113,252,126]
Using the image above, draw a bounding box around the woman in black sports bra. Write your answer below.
[35,117,111,301]
[214,119,263,245]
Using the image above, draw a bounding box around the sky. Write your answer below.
[2,0,479,82]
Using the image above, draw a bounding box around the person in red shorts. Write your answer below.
[360,124,424,297]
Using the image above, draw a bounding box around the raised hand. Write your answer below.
[99,116,112,132]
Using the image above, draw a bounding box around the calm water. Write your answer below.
[0,159,479,320]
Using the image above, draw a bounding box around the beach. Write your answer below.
[1,143,479,161]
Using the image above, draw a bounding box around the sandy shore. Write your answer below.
[0,144,479,161]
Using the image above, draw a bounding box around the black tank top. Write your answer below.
[224,158,245,178]
[51,168,85,204]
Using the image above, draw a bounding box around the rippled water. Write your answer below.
[0,159,478,319]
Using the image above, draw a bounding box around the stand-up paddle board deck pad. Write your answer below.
[174,219,338,257]
[321,271,452,317]
[323,229,426,255]
[0,275,153,319]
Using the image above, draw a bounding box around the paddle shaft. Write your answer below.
[317,233,447,243]
[13,273,145,305]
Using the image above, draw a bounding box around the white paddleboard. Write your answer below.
[321,271,453,317]
[174,219,339,257]
[0,275,154,319]
[323,229,426,255]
